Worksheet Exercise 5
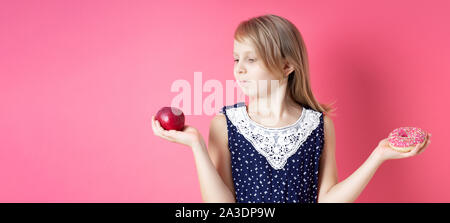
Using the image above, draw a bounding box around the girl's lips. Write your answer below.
[237,80,254,89]
[237,80,250,86]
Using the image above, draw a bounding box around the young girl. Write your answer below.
[151,14,431,203]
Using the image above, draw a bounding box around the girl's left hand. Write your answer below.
[373,133,432,162]
[151,116,204,148]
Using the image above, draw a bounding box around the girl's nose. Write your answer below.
[236,63,246,75]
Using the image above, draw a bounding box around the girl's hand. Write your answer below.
[373,133,432,162]
[151,116,204,148]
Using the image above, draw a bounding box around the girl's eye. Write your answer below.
[234,58,256,63]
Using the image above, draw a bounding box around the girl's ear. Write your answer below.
[283,62,295,77]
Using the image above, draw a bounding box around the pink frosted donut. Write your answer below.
[388,127,426,152]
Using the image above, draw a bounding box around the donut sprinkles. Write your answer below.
[388,127,426,152]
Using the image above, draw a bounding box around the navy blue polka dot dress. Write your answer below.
[220,102,324,203]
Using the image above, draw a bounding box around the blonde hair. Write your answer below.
[234,14,336,117]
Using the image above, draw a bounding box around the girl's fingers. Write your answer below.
[417,143,428,155]
[154,119,179,141]
[411,134,431,156]
[152,116,169,138]
[153,117,164,135]
[151,116,159,134]
[403,138,424,157]
[420,134,431,149]
[155,119,165,132]
[406,142,422,156]
[418,136,431,155]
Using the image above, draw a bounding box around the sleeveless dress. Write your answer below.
[219,102,324,203]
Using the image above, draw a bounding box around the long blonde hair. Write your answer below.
[234,14,336,117]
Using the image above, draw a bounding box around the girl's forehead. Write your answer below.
[233,40,256,55]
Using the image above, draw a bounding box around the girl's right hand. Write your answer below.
[372,133,431,162]
[151,116,204,148]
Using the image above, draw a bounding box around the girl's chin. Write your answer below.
[239,88,257,97]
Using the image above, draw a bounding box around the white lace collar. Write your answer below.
[224,103,322,170]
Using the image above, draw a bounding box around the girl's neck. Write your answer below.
[247,90,302,127]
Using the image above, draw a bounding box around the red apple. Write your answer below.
[155,107,185,131]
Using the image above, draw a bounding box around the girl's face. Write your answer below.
[233,39,280,97]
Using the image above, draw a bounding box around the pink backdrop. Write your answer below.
[1,0,449,202]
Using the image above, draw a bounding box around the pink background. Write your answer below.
[1,0,449,202]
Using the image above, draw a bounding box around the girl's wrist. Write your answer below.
[190,137,206,150]
[371,148,387,164]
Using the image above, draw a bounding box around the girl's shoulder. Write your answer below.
[210,102,242,130]
[211,102,241,125]
[209,105,229,135]
[219,102,246,114]
[210,112,227,128]
[209,108,229,147]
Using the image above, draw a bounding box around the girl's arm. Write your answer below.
[193,113,235,202]
[317,115,431,203]
[151,114,235,203]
